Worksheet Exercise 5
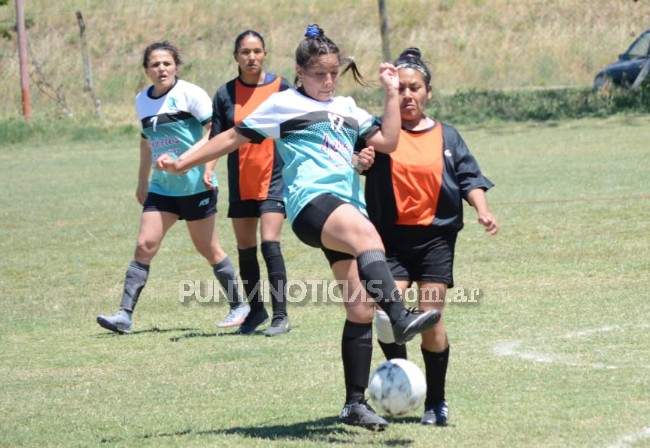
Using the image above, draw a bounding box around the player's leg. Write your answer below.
[374,278,410,360]
[319,201,441,344]
[418,281,450,426]
[231,216,267,331]
[186,193,248,328]
[330,257,388,431]
[259,209,290,336]
[96,208,177,334]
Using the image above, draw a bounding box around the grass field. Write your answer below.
[1,115,649,447]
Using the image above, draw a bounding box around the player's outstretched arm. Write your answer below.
[156,128,250,174]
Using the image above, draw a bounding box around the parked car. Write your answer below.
[593,28,650,90]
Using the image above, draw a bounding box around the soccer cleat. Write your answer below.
[421,400,449,426]
[96,310,132,334]
[263,316,291,337]
[392,308,441,345]
[237,308,269,335]
[339,400,388,431]
[216,304,250,328]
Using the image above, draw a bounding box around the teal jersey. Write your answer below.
[136,79,216,196]
[236,88,380,224]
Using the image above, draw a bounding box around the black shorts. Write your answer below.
[228,198,286,218]
[143,190,217,221]
[383,226,457,287]
[291,193,354,265]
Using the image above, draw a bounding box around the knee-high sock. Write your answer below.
[119,260,149,313]
[375,309,408,359]
[262,241,287,319]
[356,249,404,323]
[212,256,243,309]
[422,345,450,406]
[341,320,373,404]
[238,246,263,312]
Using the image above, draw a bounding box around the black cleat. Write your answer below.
[237,308,269,335]
[392,308,441,345]
[339,400,388,432]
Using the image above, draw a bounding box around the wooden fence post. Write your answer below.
[76,11,101,118]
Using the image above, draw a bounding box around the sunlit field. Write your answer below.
[1,115,649,447]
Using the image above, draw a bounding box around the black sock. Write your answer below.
[262,241,287,320]
[356,250,404,323]
[378,340,408,360]
[341,320,373,404]
[238,247,263,312]
[212,256,244,308]
[119,260,149,313]
[422,345,450,406]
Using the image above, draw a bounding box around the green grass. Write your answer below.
[1,115,650,447]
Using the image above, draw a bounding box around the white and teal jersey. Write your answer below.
[236,88,380,224]
[135,78,215,197]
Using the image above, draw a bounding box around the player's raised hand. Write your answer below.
[378,62,399,90]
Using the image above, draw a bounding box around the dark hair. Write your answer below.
[294,24,370,87]
[234,30,266,55]
[142,41,182,69]
[394,47,432,85]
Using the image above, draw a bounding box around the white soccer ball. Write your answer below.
[368,358,427,417]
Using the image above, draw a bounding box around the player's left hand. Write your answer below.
[478,212,499,236]
[353,146,376,173]
[202,171,216,190]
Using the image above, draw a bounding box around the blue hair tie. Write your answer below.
[305,25,321,38]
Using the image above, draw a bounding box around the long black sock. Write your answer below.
[212,256,243,308]
[341,320,373,404]
[422,345,450,406]
[238,247,263,312]
[356,250,404,323]
[119,260,149,313]
[378,340,408,360]
[261,241,287,319]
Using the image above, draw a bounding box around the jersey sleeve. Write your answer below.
[186,83,213,125]
[209,81,234,138]
[443,124,494,198]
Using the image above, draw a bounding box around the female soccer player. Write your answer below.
[157,26,440,431]
[210,30,292,336]
[96,41,247,334]
[366,47,499,426]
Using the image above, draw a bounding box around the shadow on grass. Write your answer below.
[169,329,267,342]
[94,327,200,337]
[101,416,416,445]
[93,326,269,341]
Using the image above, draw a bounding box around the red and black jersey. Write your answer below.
[365,121,494,232]
[210,74,291,202]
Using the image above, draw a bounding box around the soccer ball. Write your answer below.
[368,358,427,417]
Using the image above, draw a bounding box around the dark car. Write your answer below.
[593,28,650,89]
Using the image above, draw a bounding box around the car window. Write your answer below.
[627,31,650,59]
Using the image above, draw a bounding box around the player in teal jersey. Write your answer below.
[157,26,441,431]
[96,41,248,335]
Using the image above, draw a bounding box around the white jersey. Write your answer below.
[235,88,380,223]
[135,79,215,196]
